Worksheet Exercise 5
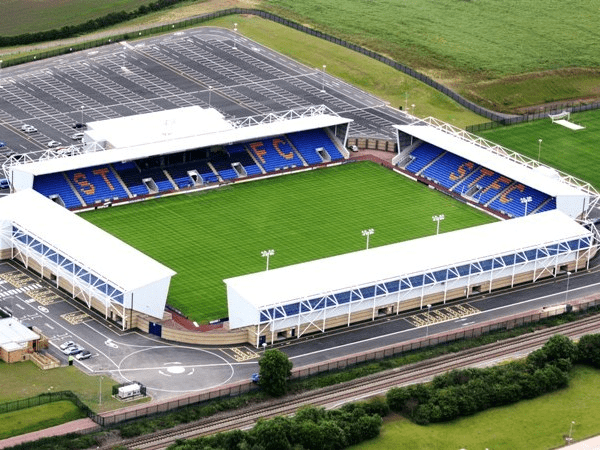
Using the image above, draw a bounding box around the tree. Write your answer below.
[258,349,293,397]
[577,334,600,367]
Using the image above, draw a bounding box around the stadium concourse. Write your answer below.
[1,105,599,346]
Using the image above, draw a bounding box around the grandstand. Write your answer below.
[7,105,351,210]
[226,210,595,346]
[0,189,175,329]
[393,118,599,220]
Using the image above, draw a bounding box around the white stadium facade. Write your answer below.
[0,106,598,345]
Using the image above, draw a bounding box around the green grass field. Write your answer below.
[0,361,147,413]
[0,400,86,440]
[476,109,600,189]
[352,365,600,450]
[82,162,495,322]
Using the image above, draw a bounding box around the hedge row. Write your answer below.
[387,334,585,425]
[168,399,386,450]
[0,0,186,46]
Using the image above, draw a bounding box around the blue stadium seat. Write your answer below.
[405,143,445,174]
[33,173,83,209]
[225,143,263,176]
[421,152,472,189]
[67,166,129,204]
[247,136,303,173]
[489,184,550,217]
[286,129,344,165]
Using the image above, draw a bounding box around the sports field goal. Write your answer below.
[549,111,585,130]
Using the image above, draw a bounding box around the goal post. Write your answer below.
[549,111,570,123]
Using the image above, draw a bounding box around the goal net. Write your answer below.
[548,111,570,123]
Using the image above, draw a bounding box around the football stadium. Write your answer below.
[0,31,598,346]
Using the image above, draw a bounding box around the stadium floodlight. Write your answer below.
[538,138,542,162]
[520,196,532,216]
[565,271,572,303]
[361,228,374,249]
[432,214,445,235]
[321,65,326,92]
[261,249,275,271]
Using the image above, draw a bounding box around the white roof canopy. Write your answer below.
[395,123,585,198]
[224,210,590,309]
[0,318,40,350]
[12,106,352,178]
[0,190,175,292]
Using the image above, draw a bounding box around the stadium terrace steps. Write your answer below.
[401,142,556,218]
[246,136,304,172]
[287,129,345,165]
[404,143,445,174]
[67,166,130,204]
[32,172,83,209]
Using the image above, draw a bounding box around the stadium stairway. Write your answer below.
[246,136,304,173]
[67,165,130,205]
[32,172,83,209]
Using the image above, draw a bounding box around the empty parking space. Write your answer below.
[0,27,409,160]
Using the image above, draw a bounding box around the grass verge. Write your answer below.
[0,400,86,440]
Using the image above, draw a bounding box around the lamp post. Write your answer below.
[568,421,575,441]
[405,91,408,111]
[80,105,84,126]
[538,138,542,162]
[565,271,572,303]
[432,214,445,235]
[520,196,532,216]
[233,23,237,49]
[321,65,326,92]
[411,104,415,116]
[426,304,432,336]
[208,86,212,108]
[261,249,275,271]
[361,228,374,249]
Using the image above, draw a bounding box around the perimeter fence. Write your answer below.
[0,390,93,417]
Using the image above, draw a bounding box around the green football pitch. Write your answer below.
[81,161,495,323]
[476,109,600,190]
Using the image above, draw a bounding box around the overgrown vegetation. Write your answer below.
[258,349,293,397]
[167,400,385,450]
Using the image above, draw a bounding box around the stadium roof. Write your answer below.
[11,106,352,178]
[224,210,590,309]
[395,122,585,198]
[0,189,176,291]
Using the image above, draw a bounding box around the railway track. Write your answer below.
[110,314,600,450]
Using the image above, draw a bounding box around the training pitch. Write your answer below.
[81,161,496,322]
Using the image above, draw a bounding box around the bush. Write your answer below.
[258,349,293,397]
[577,333,600,367]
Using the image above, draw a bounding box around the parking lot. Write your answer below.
[0,27,409,160]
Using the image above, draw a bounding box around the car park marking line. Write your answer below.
[404,304,480,328]
[60,311,91,325]
[221,347,260,362]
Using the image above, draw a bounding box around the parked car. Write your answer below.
[0,141,6,148]
[72,123,87,129]
[62,345,83,355]
[59,340,75,350]
[251,373,260,383]
[0,179,9,189]
[21,124,37,133]
[71,132,84,140]
[47,141,61,148]
[75,350,92,360]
